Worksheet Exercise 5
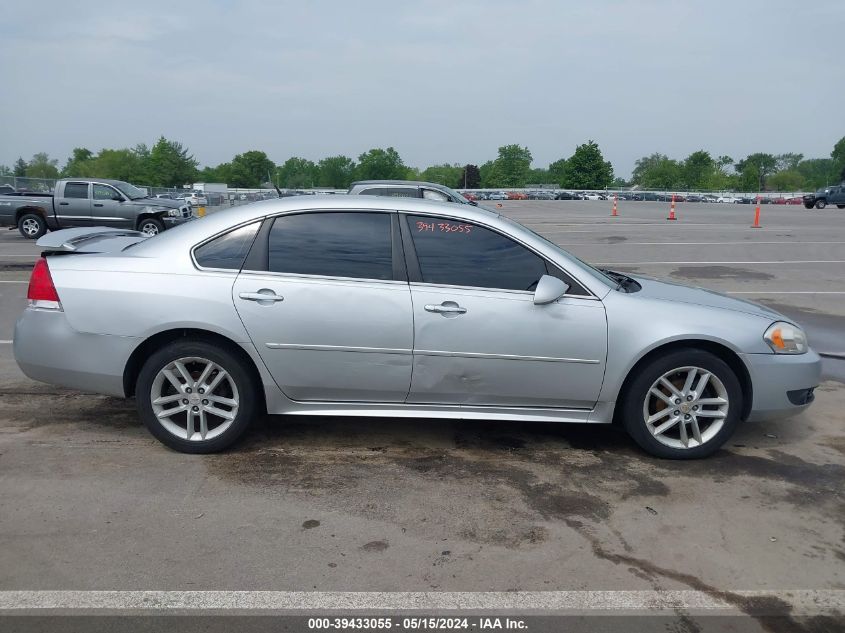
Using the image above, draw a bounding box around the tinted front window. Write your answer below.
[195,222,260,270]
[268,212,393,280]
[408,215,547,291]
[64,183,88,199]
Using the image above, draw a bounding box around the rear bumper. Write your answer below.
[13,308,138,397]
[741,350,822,421]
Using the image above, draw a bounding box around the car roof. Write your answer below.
[350,180,455,190]
[133,195,501,255]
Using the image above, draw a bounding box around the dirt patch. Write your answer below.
[362,540,389,552]
[671,266,774,280]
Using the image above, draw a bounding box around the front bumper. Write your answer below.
[14,308,139,397]
[741,349,822,421]
[163,214,195,227]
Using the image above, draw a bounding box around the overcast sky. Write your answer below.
[1,1,842,176]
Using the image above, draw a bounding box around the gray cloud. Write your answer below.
[1,0,842,176]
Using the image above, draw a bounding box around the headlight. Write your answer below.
[763,321,807,354]
[168,208,181,217]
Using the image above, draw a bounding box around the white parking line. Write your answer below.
[560,241,845,246]
[726,291,845,295]
[0,280,27,283]
[596,260,845,265]
[0,590,842,614]
[0,340,11,344]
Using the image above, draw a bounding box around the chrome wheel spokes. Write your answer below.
[150,357,239,441]
[642,366,729,450]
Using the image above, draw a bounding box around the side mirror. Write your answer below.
[533,274,570,305]
[112,195,123,202]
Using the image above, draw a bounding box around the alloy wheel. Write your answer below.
[642,366,729,450]
[150,356,240,441]
[22,218,40,236]
[140,223,160,236]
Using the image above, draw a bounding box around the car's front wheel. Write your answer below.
[621,349,742,459]
[136,340,259,453]
[138,217,165,236]
[815,199,827,209]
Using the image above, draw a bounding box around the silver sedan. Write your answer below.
[13,196,821,458]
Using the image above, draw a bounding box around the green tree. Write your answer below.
[0,165,11,176]
[316,155,356,188]
[276,157,317,189]
[146,137,198,187]
[735,153,777,191]
[228,150,275,188]
[26,153,59,179]
[61,148,95,177]
[355,147,407,180]
[460,164,481,189]
[527,167,550,184]
[767,170,805,191]
[13,158,27,177]
[632,153,683,189]
[489,144,532,187]
[548,158,568,184]
[682,150,715,190]
[775,153,803,172]
[419,163,463,188]
[90,148,143,182]
[479,160,496,187]
[831,136,845,182]
[796,158,835,189]
[559,141,613,189]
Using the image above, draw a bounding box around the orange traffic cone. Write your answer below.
[751,200,761,228]
[667,194,677,220]
[611,194,618,217]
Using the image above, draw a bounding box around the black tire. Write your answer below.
[138,217,165,236]
[136,339,260,453]
[804,203,814,209]
[18,213,47,239]
[837,205,845,209]
[815,199,826,209]
[620,348,743,459]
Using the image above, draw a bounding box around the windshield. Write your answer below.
[113,181,148,200]
[499,216,618,288]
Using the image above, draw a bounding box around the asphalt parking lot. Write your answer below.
[0,200,843,628]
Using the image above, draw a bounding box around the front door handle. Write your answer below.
[424,302,467,315]
[93,203,103,207]
[239,290,284,303]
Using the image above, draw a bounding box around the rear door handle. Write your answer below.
[59,202,69,206]
[93,203,103,207]
[424,302,467,315]
[239,290,284,303]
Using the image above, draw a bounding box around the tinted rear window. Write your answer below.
[64,183,88,199]
[194,222,260,270]
[268,212,393,280]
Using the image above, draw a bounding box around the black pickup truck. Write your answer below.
[802,185,845,210]
[0,178,193,238]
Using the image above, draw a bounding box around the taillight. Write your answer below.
[27,257,62,310]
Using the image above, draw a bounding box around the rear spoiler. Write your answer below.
[36,227,149,254]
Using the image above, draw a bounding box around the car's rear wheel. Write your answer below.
[18,213,47,239]
[837,205,845,209]
[621,349,742,459]
[138,217,165,236]
[136,340,259,453]
[815,199,827,209]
